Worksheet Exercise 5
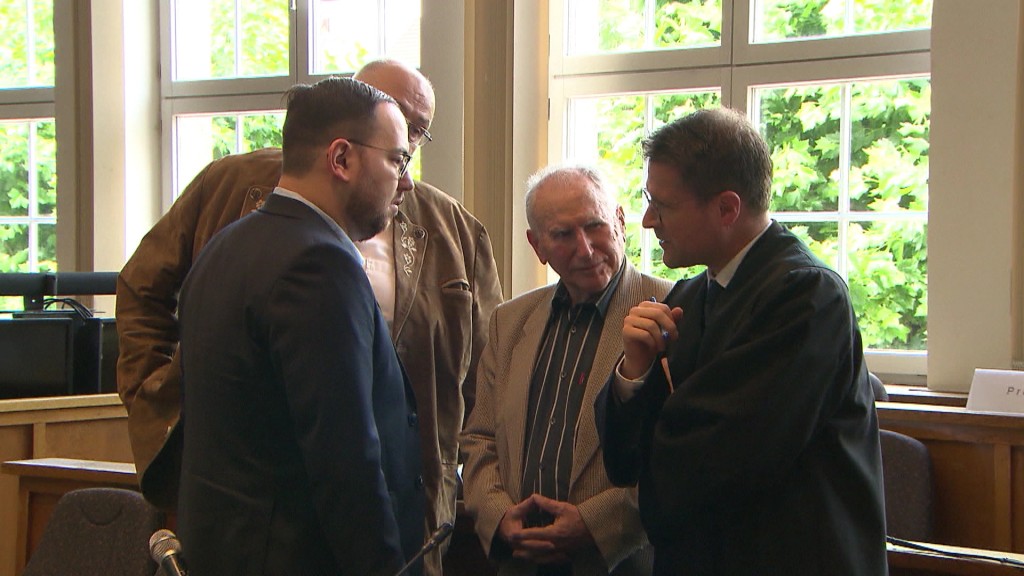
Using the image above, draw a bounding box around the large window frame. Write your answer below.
[546,0,932,378]
[157,0,464,213]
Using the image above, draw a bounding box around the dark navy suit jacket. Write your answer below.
[597,222,887,575]
[177,193,424,576]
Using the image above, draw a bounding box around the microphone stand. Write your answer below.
[393,522,454,576]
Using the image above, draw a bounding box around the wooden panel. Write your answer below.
[0,395,130,576]
[878,403,1024,554]
[926,440,996,548]
[0,427,30,576]
[39,419,132,461]
[1015,446,1024,552]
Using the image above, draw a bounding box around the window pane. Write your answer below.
[754,0,933,43]
[35,120,56,216]
[850,78,929,213]
[0,224,28,271]
[846,219,927,350]
[311,0,421,75]
[174,112,285,197]
[173,0,289,81]
[566,0,722,55]
[37,221,55,270]
[0,0,55,88]
[0,123,31,218]
[759,84,841,212]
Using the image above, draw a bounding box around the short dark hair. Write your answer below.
[642,107,773,213]
[281,77,397,175]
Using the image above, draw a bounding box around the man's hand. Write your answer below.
[500,494,596,565]
[621,300,684,379]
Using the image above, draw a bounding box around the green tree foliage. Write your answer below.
[604,1,930,350]
[209,0,288,78]
[0,0,55,87]
[758,0,932,40]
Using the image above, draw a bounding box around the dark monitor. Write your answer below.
[0,317,75,399]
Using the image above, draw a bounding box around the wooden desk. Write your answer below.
[885,386,969,408]
[0,394,131,576]
[878,403,1024,553]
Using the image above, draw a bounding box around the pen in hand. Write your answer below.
[649,297,674,393]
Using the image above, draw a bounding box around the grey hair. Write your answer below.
[524,164,617,231]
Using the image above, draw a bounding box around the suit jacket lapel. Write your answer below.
[505,290,553,500]
[390,210,426,343]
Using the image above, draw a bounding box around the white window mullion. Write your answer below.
[837,82,853,280]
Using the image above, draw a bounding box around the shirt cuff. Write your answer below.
[613,357,651,403]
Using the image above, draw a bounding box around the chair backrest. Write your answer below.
[22,487,165,576]
[879,429,934,541]
[869,371,889,401]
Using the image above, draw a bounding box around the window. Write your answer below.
[0,0,56,311]
[549,0,931,373]
[162,0,422,200]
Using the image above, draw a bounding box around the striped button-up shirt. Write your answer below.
[520,264,624,515]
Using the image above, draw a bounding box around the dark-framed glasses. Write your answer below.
[348,139,413,177]
[407,121,432,147]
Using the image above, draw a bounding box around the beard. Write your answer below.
[347,180,397,242]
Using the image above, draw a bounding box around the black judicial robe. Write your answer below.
[598,221,887,575]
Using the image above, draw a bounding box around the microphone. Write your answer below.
[150,529,189,576]
[393,522,455,576]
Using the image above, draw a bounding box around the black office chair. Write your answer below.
[879,429,934,541]
[869,371,889,401]
[22,487,165,576]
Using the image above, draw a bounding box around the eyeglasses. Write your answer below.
[347,139,413,177]
[641,188,664,222]
[407,121,432,147]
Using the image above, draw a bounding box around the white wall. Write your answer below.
[928,0,1024,391]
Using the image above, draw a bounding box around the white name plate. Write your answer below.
[967,368,1024,414]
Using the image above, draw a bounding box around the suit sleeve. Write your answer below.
[463,224,503,421]
[459,306,517,559]
[265,243,405,575]
[116,163,212,412]
[652,267,862,517]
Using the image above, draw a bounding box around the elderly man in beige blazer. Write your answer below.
[461,165,671,576]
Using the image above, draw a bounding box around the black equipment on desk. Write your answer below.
[0,272,118,399]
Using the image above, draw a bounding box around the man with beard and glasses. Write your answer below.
[176,77,424,576]
[116,59,502,576]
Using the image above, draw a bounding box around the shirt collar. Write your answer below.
[551,260,625,317]
[272,187,364,266]
[709,220,773,289]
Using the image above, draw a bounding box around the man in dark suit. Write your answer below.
[116,59,502,576]
[596,108,887,575]
[177,77,424,575]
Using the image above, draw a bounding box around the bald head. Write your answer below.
[355,59,435,150]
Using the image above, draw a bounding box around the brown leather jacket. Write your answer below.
[116,148,503,575]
